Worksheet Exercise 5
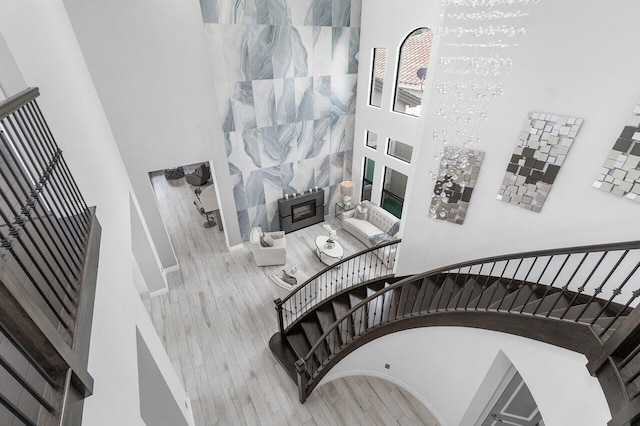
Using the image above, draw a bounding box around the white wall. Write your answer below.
[321,327,610,426]
[395,0,640,275]
[0,3,193,425]
[130,194,168,294]
[62,0,243,265]
[352,0,442,224]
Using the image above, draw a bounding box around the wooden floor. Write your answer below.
[145,172,439,426]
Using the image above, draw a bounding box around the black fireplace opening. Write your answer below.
[291,199,316,223]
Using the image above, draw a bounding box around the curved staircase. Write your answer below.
[270,240,640,425]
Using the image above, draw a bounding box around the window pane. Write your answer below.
[362,158,375,201]
[366,131,379,150]
[381,167,407,219]
[393,28,433,117]
[387,139,413,163]
[369,48,386,108]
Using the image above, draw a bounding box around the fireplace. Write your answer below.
[278,189,325,233]
[292,199,316,223]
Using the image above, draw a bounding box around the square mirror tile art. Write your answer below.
[429,147,484,225]
[497,112,584,212]
[593,101,640,203]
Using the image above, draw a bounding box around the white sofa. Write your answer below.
[250,227,287,266]
[341,201,400,267]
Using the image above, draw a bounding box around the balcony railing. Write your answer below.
[0,88,100,425]
[275,239,401,337]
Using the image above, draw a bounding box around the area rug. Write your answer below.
[269,263,311,292]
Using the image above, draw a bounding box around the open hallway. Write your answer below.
[144,173,439,425]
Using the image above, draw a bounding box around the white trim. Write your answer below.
[227,242,244,252]
[149,287,169,298]
[320,369,447,426]
[163,264,181,274]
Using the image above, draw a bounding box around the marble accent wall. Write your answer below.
[200,0,361,240]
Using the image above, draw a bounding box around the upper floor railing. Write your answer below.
[275,239,401,336]
[0,87,100,426]
[284,239,640,419]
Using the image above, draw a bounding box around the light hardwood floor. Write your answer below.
[145,172,439,426]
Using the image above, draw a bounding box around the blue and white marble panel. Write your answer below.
[258,126,281,168]
[248,204,270,233]
[313,0,332,26]
[330,151,345,185]
[220,24,250,81]
[312,27,332,76]
[331,27,350,75]
[274,78,296,125]
[243,169,266,207]
[295,120,316,161]
[288,0,313,26]
[294,157,317,191]
[262,165,284,230]
[295,77,315,122]
[343,149,353,181]
[272,26,295,79]
[348,28,360,74]
[247,25,276,80]
[331,74,357,117]
[330,114,355,153]
[313,76,332,120]
[200,0,219,24]
[313,117,332,159]
[217,0,245,24]
[325,183,342,216]
[292,26,313,78]
[281,162,297,194]
[230,167,248,210]
[332,0,351,27]
[224,132,233,157]
[350,0,362,27]
[232,81,257,131]
[267,0,291,25]
[227,129,261,174]
[252,79,276,128]
[314,154,331,188]
[237,209,251,241]
[277,122,300,164]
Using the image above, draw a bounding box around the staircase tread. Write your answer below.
[449,278,482,310]
[469,280,507,310]
[286,330,311,360]
[521,290,570,315]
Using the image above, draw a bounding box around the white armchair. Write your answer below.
[249,227,287,266]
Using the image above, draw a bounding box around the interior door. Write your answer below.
[480,371,544,426]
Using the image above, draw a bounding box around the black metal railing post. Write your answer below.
[295,359,308,403]
[275,298,285,344]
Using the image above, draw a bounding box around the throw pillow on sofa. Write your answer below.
[261,235,274,247]
[281,270,297,286]
[354,204,369,221]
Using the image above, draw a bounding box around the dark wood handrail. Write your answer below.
[278,239,401,305]
[0,87,39,121]
[304,239,640,362]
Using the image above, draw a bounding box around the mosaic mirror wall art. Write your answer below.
[593,101,640,203]
[497,112,584,212]
[429,147,484,225]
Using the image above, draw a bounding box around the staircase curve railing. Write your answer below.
[275,239,401,339]
[281,240,640,424]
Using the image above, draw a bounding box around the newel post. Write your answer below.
[295,359,309,403]
[275,298,285,344]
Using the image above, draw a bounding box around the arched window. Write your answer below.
[393,27,433,117]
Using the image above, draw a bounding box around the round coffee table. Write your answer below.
[315,236,344,266]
